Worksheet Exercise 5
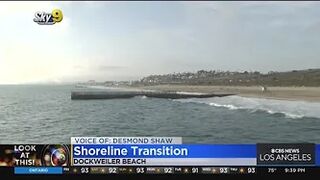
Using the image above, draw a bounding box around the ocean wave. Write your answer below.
[208,103,240,110]
[176,91,207,95]
[139,95,148,99]
[175,96,320,119]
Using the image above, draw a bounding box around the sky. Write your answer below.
[0,1,320,84]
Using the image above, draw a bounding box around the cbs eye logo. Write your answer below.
[33,9,63,25]
[41,145,70,166]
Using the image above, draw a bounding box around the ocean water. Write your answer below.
[0,85,320,144]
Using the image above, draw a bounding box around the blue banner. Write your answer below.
[316,144,320,166]
[72,144,256,158]
[14,167,62,174]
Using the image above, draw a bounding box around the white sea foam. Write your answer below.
[176,95,320,119]
[208,103,239,110]
[176,91,207,95]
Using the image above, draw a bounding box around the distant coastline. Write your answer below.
[77,68,320,102]
[134,85,320,102]
[133,69,320,87]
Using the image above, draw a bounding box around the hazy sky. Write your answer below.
[0,1,320,84]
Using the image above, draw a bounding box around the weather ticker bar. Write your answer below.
[61,166,256,175]
[0,166,319,175]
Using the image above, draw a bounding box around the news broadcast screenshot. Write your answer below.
[1,1,320,179]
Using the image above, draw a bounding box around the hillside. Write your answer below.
[134,69,320,87]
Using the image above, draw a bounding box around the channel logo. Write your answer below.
[41,145,70,166]
[33,9,63,25]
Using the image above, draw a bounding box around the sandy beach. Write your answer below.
[136,85,320,102]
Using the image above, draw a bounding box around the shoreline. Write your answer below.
[134,85,320,102]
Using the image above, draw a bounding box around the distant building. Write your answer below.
[87,80,96,85]
[260,86,267,92]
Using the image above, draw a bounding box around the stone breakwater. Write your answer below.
[71,90,235,100]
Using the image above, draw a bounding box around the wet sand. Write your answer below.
[136,85,320,102]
